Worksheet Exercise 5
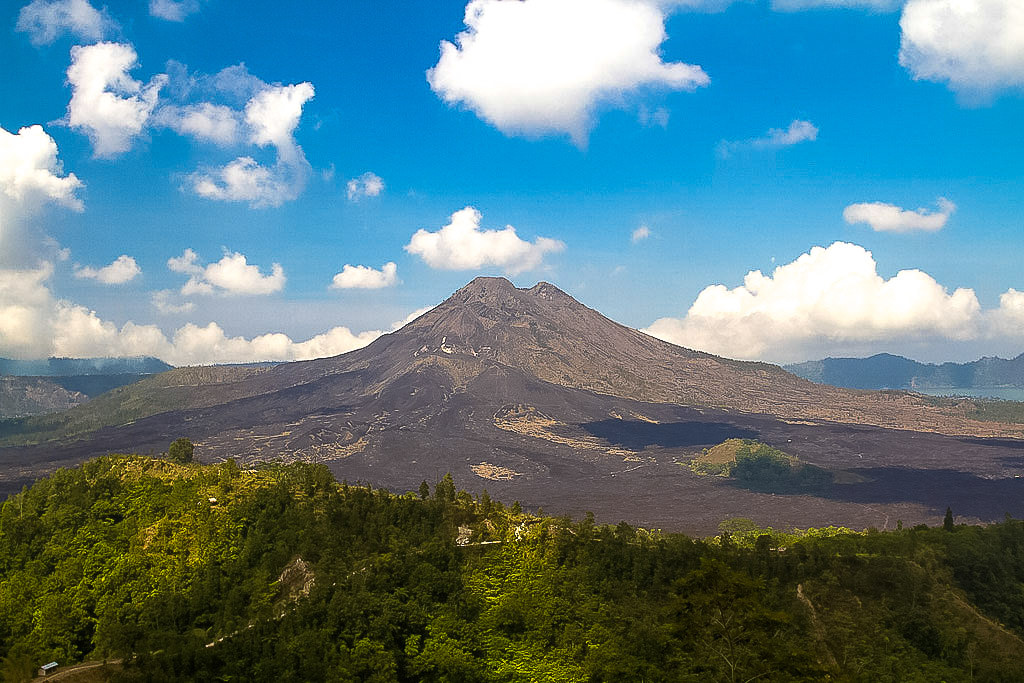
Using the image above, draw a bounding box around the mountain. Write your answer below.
[0,376,87,418]
[0,357,176,419]
[786,352,1024,392]
[2,277,1023,533]
[0,356,173,376]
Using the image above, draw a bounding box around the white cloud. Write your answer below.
[757,120,819,147]
[772,0,901,10]
[170,249,285,296]
[189,82,314,207]
[160,322,381,365]
[346,172,385,201]
[405,206,565,275]
[0,124,83,212]
[390,305,435,331]
[190,156,301,208]
[0,262,391,364]
[427,0,709,144]
[719,119,818,157]
[991,289,1024,337]
[843,197,955,233]
[16,0,115,46]
[167,247,201,274]
[0,264,56,358]
[151,289,195,314]
[330,262,398,290]
[643,242,987,363]
[74,254,141,284]
[150,0,200,21]
[244,83,314,156]
[66,42,167,158]
[631,225,651,243]
[153,103,240,145]
[900,0,1024,98]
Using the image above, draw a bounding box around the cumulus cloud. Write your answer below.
[153,103,240,145]
[643,242,991,363]
[169,249,285,296]
[718,119,818,157]
[405,206,565,275]
[150,0,200,21]
[151,289,195,314]
[156,322,381,365]
[190,156,302,207]
[0,264,56,358]
[631,225,651,243]
[991,289,1024,337]
[244,83,313,155]
[189,82,314,207]
[16,0,115,46]
[346,172,385,201]
[0,262,393,364]
[390,305,435,331]
[0,124,83,212]
[843,197,955,233]
[330,262,398,290]
[899,0,1024,98]
[74,254,141,284]
[427,0,709,144]
[66,42,167,158]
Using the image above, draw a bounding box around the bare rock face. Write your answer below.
[0,376,87,418]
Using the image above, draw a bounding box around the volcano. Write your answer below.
[2,277,1023,533]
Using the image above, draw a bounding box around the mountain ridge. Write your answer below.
[786,352,1024,391]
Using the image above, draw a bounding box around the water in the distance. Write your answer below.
[912,387,1024,402]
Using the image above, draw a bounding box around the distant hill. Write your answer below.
[0,357,176,418]
[0,377,87,418]
[0,356,173,376]
[786,353,1024,391]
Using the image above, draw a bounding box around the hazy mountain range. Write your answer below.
[0,356,173,376]
[0,356,175,418]
[786,353,1024,392]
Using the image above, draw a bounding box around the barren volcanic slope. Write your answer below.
[2,277,1023,533]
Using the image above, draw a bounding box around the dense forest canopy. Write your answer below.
[1,455,1023,682]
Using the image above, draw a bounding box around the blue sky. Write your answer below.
[1,0,1023,365]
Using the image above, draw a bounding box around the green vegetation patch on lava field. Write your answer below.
[691,438,835,494]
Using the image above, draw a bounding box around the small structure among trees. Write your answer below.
[38,661,58,676]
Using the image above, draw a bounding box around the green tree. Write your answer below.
[168,438,194,465]
[434,473,456,503]
[944,507,955,532]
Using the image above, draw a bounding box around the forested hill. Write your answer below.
[2,456,1024,682]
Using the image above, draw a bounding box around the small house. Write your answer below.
[38,661,59,676]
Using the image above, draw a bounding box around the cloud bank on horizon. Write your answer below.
[644,242,1024,364]
[1,0,1022,366]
